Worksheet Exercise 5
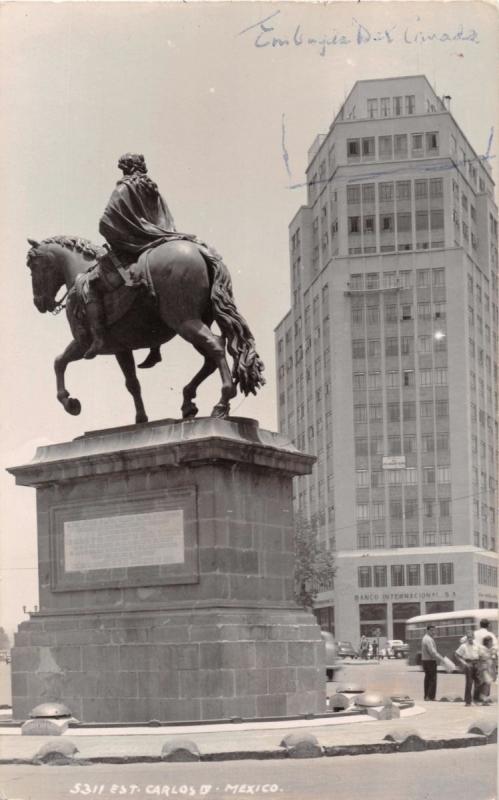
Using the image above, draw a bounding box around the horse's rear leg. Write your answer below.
[55,339,86,415]
[115,350,148,424]
[177,320,236,418]
[182,358,216,418]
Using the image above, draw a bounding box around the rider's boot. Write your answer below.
[138,347,162,369]
[83,293,106,359]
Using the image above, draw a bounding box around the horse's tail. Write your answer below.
[209,258,265,396]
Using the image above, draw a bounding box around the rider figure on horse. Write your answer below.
[84,153,178,361]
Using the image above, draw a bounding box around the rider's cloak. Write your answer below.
[99,174,177,256]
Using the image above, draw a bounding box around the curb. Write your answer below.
[0,730,495,765]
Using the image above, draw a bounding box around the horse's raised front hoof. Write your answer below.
[182,401,198,419]
[66,398,81,416]
[211,403,229,419]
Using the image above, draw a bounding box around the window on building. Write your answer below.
[415,179,428,199]
[397,181,411,200]
[405,95,415,114]
[418,335,432,353]
[372,502,385,520]
[437,465,450,483]
[397,213,412,233]
[423,467,435,484]
[431,210,444,230]
[390,564,405,586]
[386,338,398,357]
[368,370,382,388]
[358,566,372,587]
[416,211,429,231]
[407,564,420,586]
[362,138,375,158]
[356,470,369,488]
[379,182,394,202]
[379,136,393,158]
[440,563,454,584]
[374,566,387,587]
[364,215,375,233]
[417,269,430,287]
[362,183,375,203]
[381,214,394,232]
[430,178,443,197]
[349,216,360,233]
[393,96,403,116]
[367,98,378,118]
[394,133,408,157]
[412,133,424,155]
[347,139,360,158]
[380,97,391,117]
[439,500,450,517]
[347,185,361,204]
[354,405,367,423]
[426,132,439,153]
[424,563,439,585]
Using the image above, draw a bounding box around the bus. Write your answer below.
[406,608,498,668]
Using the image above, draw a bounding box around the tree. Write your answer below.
[293,513,336,609]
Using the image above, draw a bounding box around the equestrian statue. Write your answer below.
[27,153,265,422]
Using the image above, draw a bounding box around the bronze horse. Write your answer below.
[26,236,265,422]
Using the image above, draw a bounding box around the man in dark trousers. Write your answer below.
[421,623,445,700]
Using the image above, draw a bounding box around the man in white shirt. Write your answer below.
[421,624,445,700]
[474,618,498,649]
[455,630,482,706]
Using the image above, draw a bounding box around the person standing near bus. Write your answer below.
[455,630,482,706]
[474,618,498,649]
[421,624,445,700]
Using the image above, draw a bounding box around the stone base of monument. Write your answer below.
[9,417,326,723]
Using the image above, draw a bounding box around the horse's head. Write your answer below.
[26,238,65,313]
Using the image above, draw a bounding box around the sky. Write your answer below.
[0,0,498,636]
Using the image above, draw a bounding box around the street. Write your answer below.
[0,745,496,800]
[328,656,498,703]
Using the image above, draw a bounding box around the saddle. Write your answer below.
[72,248,156,328]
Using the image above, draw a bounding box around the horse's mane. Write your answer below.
[28,235,104,265]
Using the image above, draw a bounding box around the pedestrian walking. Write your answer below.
[359,635,368,660]
[477,635,497,704]
[421,624,446,700]
[455,630,482,706]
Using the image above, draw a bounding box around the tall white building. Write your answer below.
[275,76,498,643]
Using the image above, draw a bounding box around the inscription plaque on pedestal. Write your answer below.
[64,509,185,572]
[50,487,198,591]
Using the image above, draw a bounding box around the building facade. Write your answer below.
[275,76,498,644]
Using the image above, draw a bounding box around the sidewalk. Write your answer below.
[0,701,496,763]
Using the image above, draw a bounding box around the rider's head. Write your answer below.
[118,153,147,176]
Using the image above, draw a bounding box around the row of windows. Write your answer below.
[353,368,447,389]
[366,95,416,118]
[347,179,443,205]
[348,210,443,235]
[354,400,449,423]
[352,304,446,325]
[358,562,454,588]
[352,335,446,358]
[355,433,449,456]
[356,485,450,519]
[478,564,498,587]
[350,268,445,290]
[347,132,439,162]
[358,532,452,549]
[356,472,452,494]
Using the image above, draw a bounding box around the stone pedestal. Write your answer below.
[8,417,326,722]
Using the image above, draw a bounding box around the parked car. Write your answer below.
[386,639,409,659]
[320,631,341,681]
[336,641,359,659]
